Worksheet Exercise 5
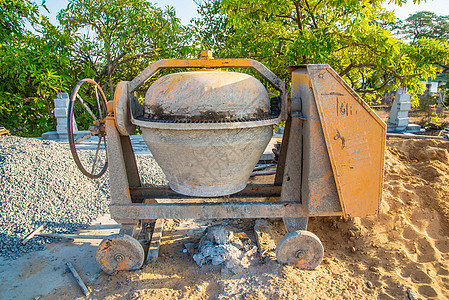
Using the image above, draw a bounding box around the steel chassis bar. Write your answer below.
[110,201,306,220]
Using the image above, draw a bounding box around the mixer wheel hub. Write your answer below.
[276,230,324,270]
[96,234,144,275]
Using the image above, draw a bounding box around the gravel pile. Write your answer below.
[0,136,166,259]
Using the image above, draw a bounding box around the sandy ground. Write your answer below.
[0,215,121,300]
[2,137,448,300]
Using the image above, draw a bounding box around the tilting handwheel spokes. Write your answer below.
[68,78,108,179]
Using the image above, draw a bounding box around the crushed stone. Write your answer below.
[0,136,166,259]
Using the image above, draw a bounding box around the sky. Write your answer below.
[39,0,449,25]
[383,0,449,19]
[39,0,199,25]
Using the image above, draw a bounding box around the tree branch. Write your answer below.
[339,61,356,77]
[304,0,318,29]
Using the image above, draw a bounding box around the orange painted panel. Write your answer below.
[307,65,386,217]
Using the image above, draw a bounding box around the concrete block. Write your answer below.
[54,98,69,108]
[58,92,69,99]
[58,120,78,132]
[407,124,421,131]
[54,108,68,118]
[42,131,59,140]
[406,124,425,134]
[397,111,409,119]
[398,93,411,102]
[397,118,409,127]
[56,124,68,134]
[56,117,68,126]
[399,102,411,111]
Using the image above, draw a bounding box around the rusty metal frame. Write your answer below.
[129,58,285,94]
[127,52,287,121]
[107,62,385,226]
[110,201,306,220]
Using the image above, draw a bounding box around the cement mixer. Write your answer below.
[67,51,386,274]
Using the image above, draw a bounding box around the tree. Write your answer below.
[0,0,40,42]
[0,1,73,136]
[191,0,232,53]
[194,0,449,105]
[397,11,449,76]
[58,0,190,98]
[399,11,449,44]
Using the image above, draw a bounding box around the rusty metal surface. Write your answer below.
[274,117,291,186]
[144,71,271,121]
[119,223,137,237]
[96,234,144,275]
[146,219,164,263]
[129,184,282,201]
[280,117,303,205]
[120,135,141,188]
[307,65,386,217]
[127,53,282,197]
[292,68,343,216]
[283,217,308,232]
[109,201,307,220]
[114,81,136,136]
[275,230,324,270]
[106,115,133,208]
[132,116,279,130]
[68,78,108,179]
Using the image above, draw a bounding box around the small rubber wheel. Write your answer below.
[96,234,144,275]
[276,230,324,270]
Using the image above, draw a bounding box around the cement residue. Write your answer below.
[192,225,258,274]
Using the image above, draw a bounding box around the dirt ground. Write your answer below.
[37,137,449,300]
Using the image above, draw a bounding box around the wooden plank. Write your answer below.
[387,133,445,140]
[254,219,276,261]
[21,223,46,245]
[66,262,90,297]
[146,219,164,263]
[0,127,10,136]
[37,233,107,240]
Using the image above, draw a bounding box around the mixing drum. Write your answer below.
[140,70,277,196]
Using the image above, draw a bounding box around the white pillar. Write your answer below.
[53,92,77,137]
[387,88,411,133]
